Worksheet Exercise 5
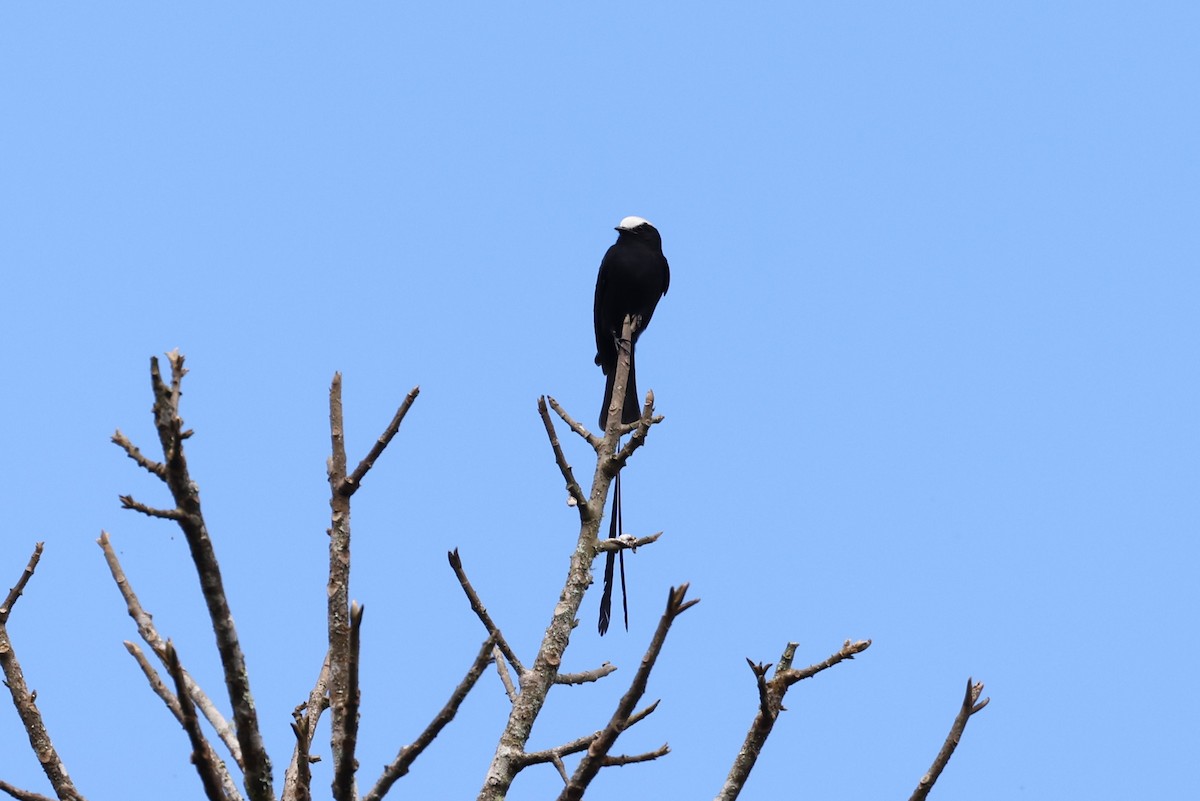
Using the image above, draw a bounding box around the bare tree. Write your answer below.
[1,328,988,800]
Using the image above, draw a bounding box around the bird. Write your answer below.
[593,216,671,430]
[593,215,670,635]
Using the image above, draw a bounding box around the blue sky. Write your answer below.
[2,3,1197,799]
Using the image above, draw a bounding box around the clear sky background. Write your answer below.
[2,3,1197,800]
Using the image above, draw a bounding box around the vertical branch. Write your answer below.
[332,603,364,801]
[283,652,330,801]
[479,317,654,801]
[326,372,354,801]
[325,377,417,801]
[123,352,274,801]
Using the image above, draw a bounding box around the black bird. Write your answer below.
[593,216,670,635]
[594,216,671,430]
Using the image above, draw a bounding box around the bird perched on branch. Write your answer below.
[593,215,670,635]
[593,216,671,430]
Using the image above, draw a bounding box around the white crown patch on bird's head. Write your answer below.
[616,215,652,231]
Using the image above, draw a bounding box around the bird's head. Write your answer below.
[614,216,662,248]
[616,215,654,233]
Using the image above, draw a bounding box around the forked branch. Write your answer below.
[716,638,872,801]
[908,678,990,801]
[326,373,419,801]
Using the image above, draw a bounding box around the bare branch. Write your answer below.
[0,552,86,801]
[111,429,166,478]
[341,386,420,496]
[746,659,772,717]
[478,319,648,801]
[326,372,356,801]
[0,543,43,625]
[594,531,662,554]
[326,376,418,801]
[332,603,365,801]
[493,645,517,703]
[908,678,990,801]
[165,642,231,801]
[716,638,872,801]
[520,732,598,768]
[447,549,525,676]
[287,721,312,801]
[127,643,243,801]
[775,641,798,673]
[610,403,663,472]
[558,584,698,801]
[537,397,590,513]
[546,396,601,450]
[774,638,872,686]
[283,652,330,801]
[97,531,243,767]
[520,701,660,769]
[120,352,274,801]
[0,637,79,800]
[117,494,183,520]
[125,640,183,714]
[0,780,56,801]
[602,744,670,766]
[364,636,496,801]
[554,663,617,685]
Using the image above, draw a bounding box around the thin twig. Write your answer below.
[610,405,663,473]
[0,543,43,625]
[0,780,57,801]
[554,663,617,685]
[283,652,330,801]
[520,700,660,769]
[908,678,990,801]
[774,638,872,686]
[0,633,83,801]
[747,660,772,717]
[447,549,525,675]
[341,386,420,496]
[546,396,601,450]
[537,397,590,512]
[117,494,183,520]
[97,532,243,767]
[363,636,496,801]
[111,429,166,478]
[494,645,517,703]
[558,584,698,801]
[602,744,670,766]
[165,642,230,801]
